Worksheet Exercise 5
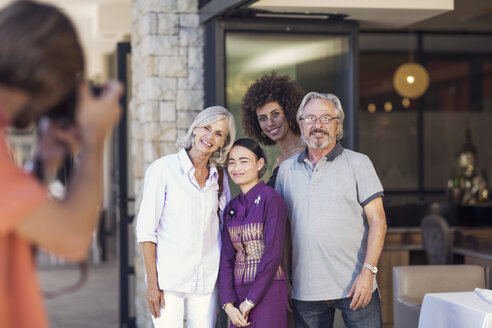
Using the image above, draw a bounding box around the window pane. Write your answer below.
[424,61,470,112]
[359,53,418,191]
[360,112,418,190]
[424,112,492,190]
[484,62,492,112]
[423,60,492,191]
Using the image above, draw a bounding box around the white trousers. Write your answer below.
[152,289,218,328]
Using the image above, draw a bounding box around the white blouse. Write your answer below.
[136,148,230,293]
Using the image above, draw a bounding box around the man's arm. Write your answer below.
[15,82,122,261]
[362,196,387,272]
[348,196,387,310]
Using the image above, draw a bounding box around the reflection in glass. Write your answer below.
[359,52,492,202]
[359,53,418,192]
[483,62,492,112]
[424,60,492,191]
[425,61,470,112]
[360,112,418,191]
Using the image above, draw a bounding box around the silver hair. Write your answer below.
[296,92,345,140]
[176,106,236,167]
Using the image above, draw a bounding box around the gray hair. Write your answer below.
[176,106,236,167]
[296,92,345,140]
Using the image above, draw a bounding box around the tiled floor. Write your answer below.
[38,257,118,328]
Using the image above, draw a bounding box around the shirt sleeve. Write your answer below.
[0,163,47,235]
[136,161,166,244]
[356,155,384,207]
[218,204,238,306]
[246,191,287,304]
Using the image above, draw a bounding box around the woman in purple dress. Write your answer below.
[219,138,287,328]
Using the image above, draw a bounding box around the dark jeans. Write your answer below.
[292,289,382,328]
[215,308,228,328]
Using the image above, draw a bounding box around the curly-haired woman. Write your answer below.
[240,72,304,187]
[240,72,303,328]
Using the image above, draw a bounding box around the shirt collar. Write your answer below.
[297,147,308,163]
[297,141,344,163]
[178,148,194,174]
[178,147,218,178]
[325,142,344,161]
[238,181,265,205]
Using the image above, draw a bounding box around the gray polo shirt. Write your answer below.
[275,142,383,301]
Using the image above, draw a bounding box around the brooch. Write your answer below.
[254,195,261,206]
[225,207,236,223]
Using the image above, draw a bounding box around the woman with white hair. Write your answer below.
[136,106,236,328]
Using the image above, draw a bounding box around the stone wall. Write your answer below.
[130,0,204,326]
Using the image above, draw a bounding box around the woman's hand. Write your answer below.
[239,300,254,319]
[224,303,251,327]
[76,81,122,149]
[146,284,165,318]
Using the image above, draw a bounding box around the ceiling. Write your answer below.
[244,0,492,32]
[248,0,454,29]
[407,0,492,32]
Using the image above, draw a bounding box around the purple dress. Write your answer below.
[219,181,287,328]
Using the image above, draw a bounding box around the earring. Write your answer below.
[260,131,266,138]
[218,147,223,158]
[192,134,195,145]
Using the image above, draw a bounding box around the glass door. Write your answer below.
[205,18,358,186]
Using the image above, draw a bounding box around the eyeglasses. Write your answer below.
[300,115,339,125]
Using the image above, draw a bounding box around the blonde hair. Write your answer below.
[176,106,236,167]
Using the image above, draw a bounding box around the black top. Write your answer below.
[267,166,279,188]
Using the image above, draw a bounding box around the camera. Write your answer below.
[45,84,102,124]
[34,84,102,181]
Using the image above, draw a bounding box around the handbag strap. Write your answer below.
[217,167,224,199]
[217,168,224,224]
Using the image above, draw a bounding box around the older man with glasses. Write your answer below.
[275,92,387,328]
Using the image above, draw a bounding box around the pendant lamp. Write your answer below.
[393,32,430,99]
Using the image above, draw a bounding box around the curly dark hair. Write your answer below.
[240,72,304,146]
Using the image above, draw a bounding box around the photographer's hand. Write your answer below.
[76,80,123,149]
[16,80,123,261]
